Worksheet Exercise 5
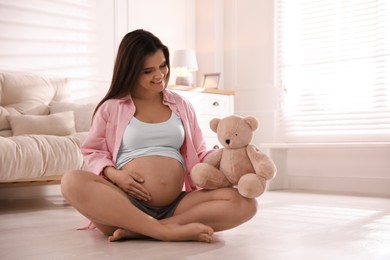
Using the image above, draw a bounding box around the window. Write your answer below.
[0,0,97,77]
[276,0,390,142]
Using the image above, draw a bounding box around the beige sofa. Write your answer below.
[0,72,95,187]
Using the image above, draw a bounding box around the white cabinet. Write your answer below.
[169,86,234,150]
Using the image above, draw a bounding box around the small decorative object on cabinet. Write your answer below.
[168,85,234,150]
[202,73,220,89]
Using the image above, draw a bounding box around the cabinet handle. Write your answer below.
[213,145,220,149]
[212,101,219,107]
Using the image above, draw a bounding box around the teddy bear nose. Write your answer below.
[225,139,230,145]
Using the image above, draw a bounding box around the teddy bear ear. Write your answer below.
[210,118,221,133]
[244,116,259,131]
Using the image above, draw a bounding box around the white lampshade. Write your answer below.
[172,49,198,71]
[172,49,198,86]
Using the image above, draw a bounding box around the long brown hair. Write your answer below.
[94,29,170,115]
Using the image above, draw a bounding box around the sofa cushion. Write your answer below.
[50,102,95,132]
[0,132,87,181]
[7,111,76,136]
[0,72,69,131]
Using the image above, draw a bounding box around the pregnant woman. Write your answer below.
[61,29,257,243]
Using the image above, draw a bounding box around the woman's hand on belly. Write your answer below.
[106,167,152,202]
[121,156,185,207]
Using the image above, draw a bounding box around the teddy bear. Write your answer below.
[190,115,277,198]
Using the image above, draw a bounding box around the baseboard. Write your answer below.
[287,175,390,198]
[0,185,62,200]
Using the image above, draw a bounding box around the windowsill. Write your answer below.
[260,142,390,149]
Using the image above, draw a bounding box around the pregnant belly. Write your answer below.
[121,156,185,207]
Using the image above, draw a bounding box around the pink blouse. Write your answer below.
[81,88,216,191]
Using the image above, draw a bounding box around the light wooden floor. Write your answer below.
[0,190,389,260]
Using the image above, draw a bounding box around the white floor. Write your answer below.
[0,190,389,260]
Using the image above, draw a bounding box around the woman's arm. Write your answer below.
[81,103,115,175]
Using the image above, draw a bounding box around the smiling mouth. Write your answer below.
[152,79,164,84]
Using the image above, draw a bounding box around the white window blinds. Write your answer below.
[276,0,390,142]
[0,0,98,77]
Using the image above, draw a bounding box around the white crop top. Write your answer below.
[116,112,185,169]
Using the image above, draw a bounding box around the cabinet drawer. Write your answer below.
[172,90,232,116]
[189,93,231,116]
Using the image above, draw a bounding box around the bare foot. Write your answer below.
[108,228,146,242]
[109,223,214,243]
[164,223,214,243]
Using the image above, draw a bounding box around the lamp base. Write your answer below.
[175,75,193,86]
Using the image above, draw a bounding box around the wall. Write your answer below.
[195,0,225,87]
[286,147,390,197]
[264,144,390,197]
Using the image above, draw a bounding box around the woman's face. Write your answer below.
[135,49,169,94]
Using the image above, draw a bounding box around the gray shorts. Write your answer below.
[128,191,188,220]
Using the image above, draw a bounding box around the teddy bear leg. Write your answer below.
[247,145,277,181]
[190,163,231,189]
[237,173,266,199]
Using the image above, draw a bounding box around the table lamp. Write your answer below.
[172,49,198,86]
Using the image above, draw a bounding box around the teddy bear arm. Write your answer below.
[246,145,277,180]
[204,149,223,167]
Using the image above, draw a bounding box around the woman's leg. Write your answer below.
[60,170,213,242]
[110,188,257,241]
[169,188,258,231]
